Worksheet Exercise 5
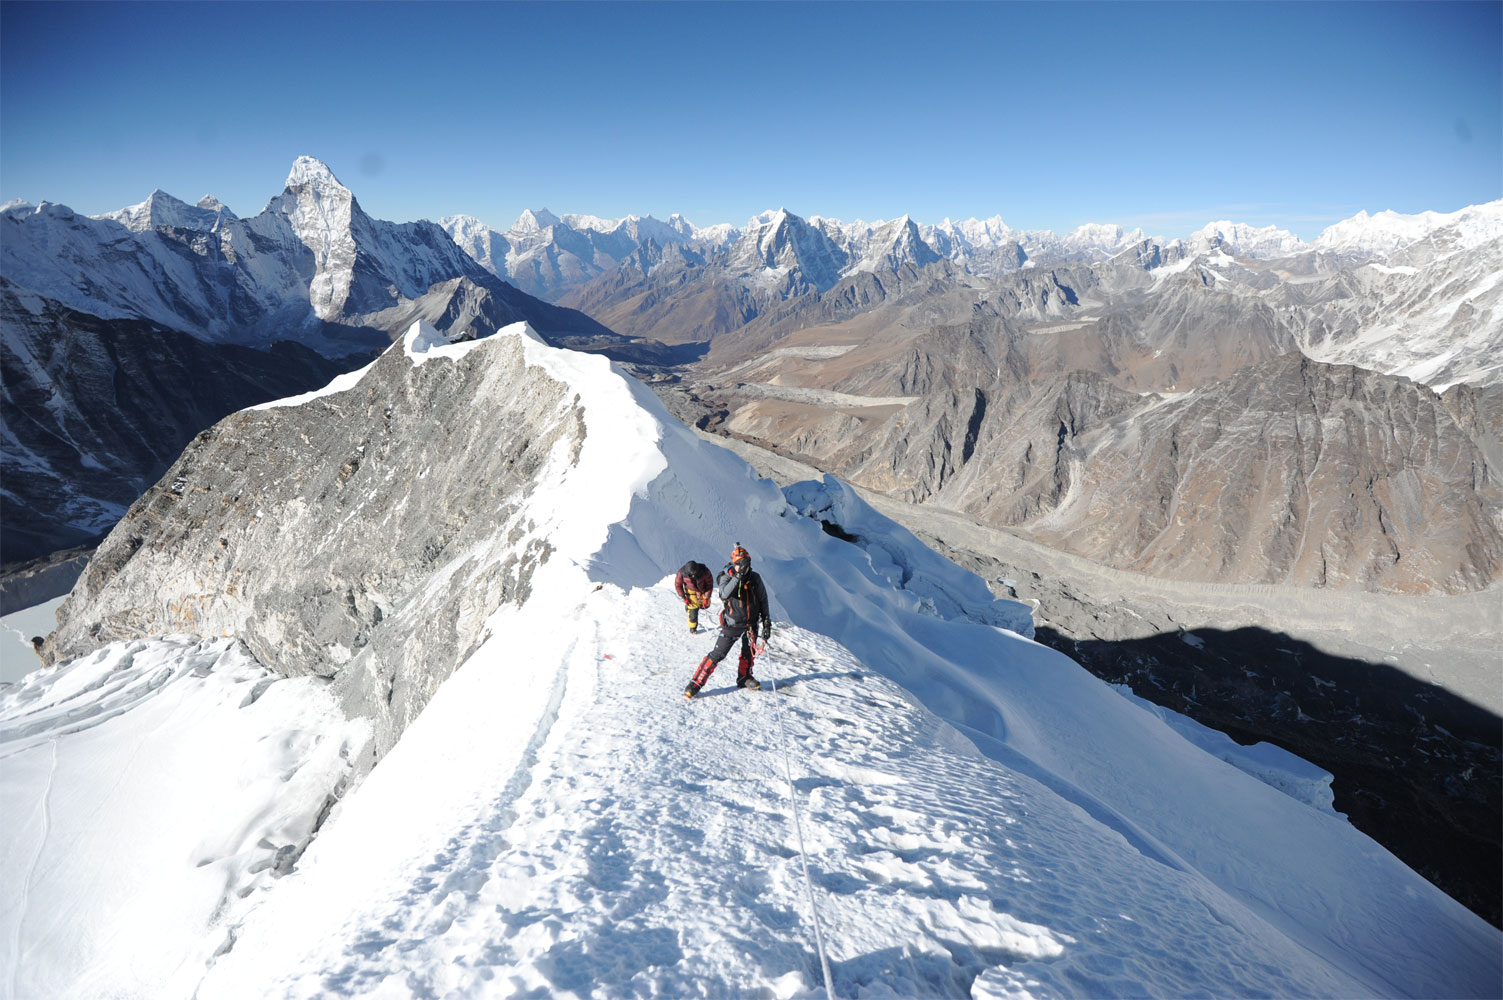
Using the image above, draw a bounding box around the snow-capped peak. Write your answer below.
[95,189,236,233]
[852,214,941,272]
[284,156,349,195]
[746,208,787,229]
[926,216,1015,246]
[1063,222,1146,251]
[439,212,488,234]
[269,157,362,319]
[690,220,740,248]
[559,212,620,233]
[511,208,561,235]
[1189,220,1308,258]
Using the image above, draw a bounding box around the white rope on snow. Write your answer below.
[763,637,839,1000]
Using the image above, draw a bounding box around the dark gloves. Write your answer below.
[761,623,772,642]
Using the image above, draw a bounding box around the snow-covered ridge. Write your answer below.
[1190,219,1308,257]
[97,189,238,233]
[1312,200,1503,257]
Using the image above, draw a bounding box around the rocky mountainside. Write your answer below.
[673,311,1502,594]
[1012,355,1502,593]
[543,200,1502,595]
[0,159,636,565]
[41,322,578,767]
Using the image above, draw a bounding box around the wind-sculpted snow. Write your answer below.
[0,636,367,1000]
[782,476,1028,633]
[21,321,1502,998]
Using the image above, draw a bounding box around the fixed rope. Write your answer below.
[762,639,838,1000]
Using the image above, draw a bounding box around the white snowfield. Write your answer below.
[0,638,369,1000]
[2,323,1499,999]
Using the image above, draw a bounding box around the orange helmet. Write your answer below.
[730,543,751,575]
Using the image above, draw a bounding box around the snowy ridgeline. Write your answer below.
[2,322,1499,1000]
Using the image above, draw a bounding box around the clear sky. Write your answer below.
[2,1,1498,240]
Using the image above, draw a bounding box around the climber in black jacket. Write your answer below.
[684,543,771,699]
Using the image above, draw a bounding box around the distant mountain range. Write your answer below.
[445,199,1499,595]
[441,200,1502,389]
[4,159,1498,595]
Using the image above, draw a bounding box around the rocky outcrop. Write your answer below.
[42,325,582,766]
[0,544,93,615]
[1441,382,1503,479]
[0,280,356,562]
[560,261,766,346]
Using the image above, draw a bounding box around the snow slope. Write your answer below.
[4,323,1499,998]
[200,590,1368,999]
[0,638,368,1000]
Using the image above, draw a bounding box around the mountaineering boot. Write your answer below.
[691,655,717,690]
[684,682,700,700]
[738,675,761,691]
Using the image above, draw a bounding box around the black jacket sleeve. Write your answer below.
[752,573,771,628]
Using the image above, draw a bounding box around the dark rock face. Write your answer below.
[1441,381,1503,475]
[0,281,361,563]
[0,544,93,615]
[42,330,582,766]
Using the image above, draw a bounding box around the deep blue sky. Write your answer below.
[2,1,1498,239]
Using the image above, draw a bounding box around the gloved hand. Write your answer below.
[762,623,772,643]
